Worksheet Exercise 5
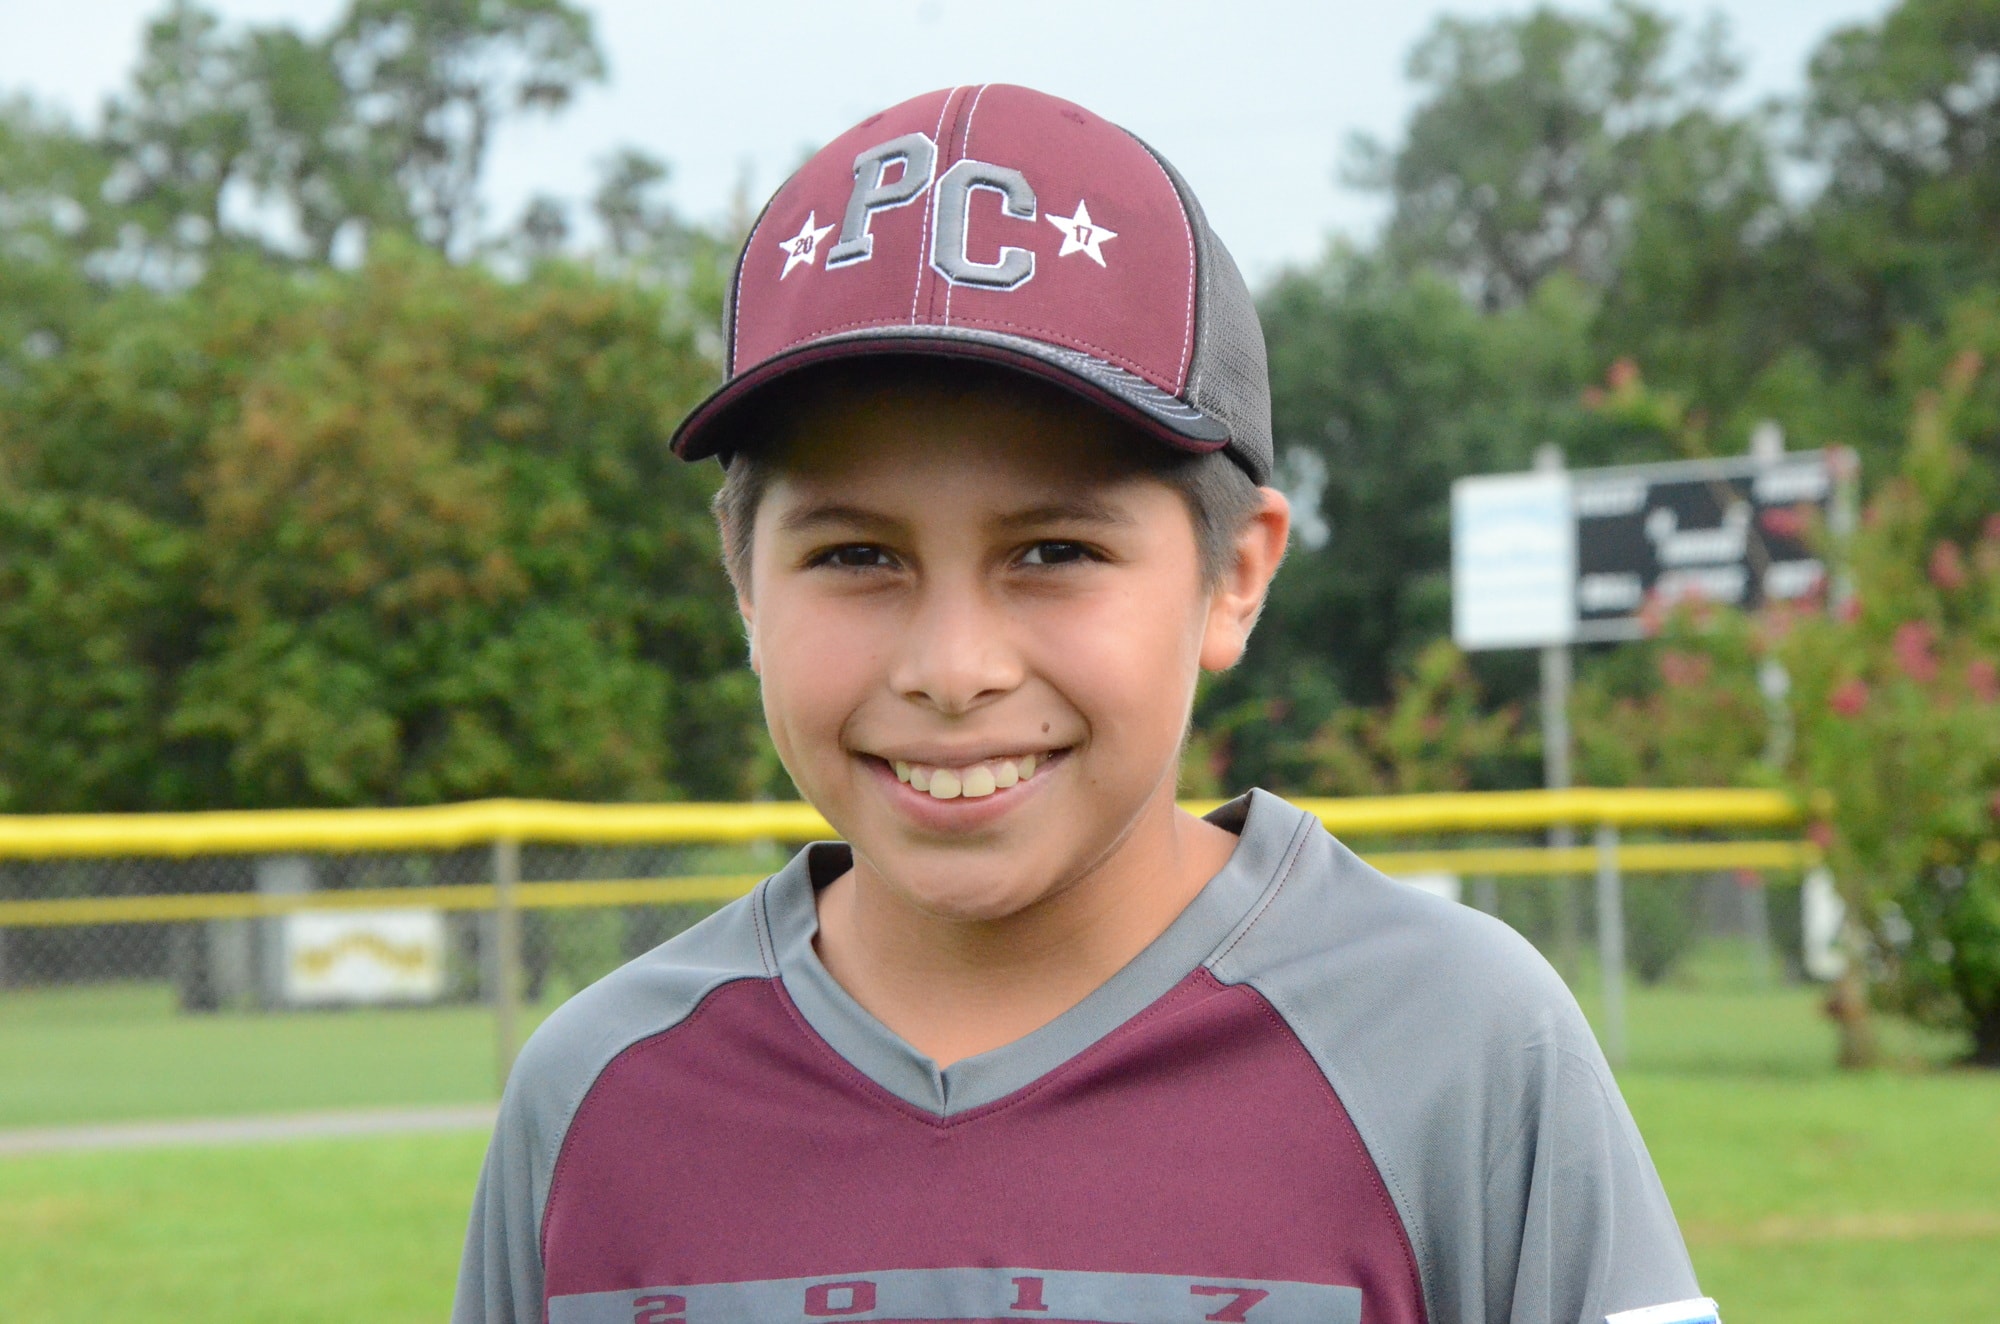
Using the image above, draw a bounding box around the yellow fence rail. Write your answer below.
[0,787,1800,860]
[0,840,1815,931]
[0,787,1813,1073]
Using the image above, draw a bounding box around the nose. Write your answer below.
[888,578,1022,716]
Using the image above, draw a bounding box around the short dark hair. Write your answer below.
[709,358,1266,596]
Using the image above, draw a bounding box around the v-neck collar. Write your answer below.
[757,789,1314,1118]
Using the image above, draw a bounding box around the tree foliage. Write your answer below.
[0,0,747,811]
[1351,1,1741,309]
[1248,0,2000,1062]
[0,248,752,810]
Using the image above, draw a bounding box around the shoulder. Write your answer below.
[487,884,776,1226]
[453,879,786,1320]
[1209,794,1586,1063]
[1206,795,1678,1319]
[509,886,774,1123]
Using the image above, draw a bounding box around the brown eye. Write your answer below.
[816,544,893,569]
[1021,541,1089,566]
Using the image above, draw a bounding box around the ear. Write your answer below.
[1199,488,1290,672]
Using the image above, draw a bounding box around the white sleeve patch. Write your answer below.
[1606,1298,1721,1324]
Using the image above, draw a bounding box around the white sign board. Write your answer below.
[1452,472,1577,650]
[282,909,447,1005]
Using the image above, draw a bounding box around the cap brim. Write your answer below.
[670,325,1232,463]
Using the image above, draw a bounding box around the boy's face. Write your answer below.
[740,373,1283,925]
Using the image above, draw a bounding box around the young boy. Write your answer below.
[454,85,1710,1324]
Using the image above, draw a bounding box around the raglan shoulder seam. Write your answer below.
[521,880,782,1278]
[537,970,771,1270]
[751,875,780,978]
[1206,809,1317,970]
[1238,962,1440,1324]
[1238,982,1431,1324]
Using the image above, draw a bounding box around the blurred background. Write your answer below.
[1,0,1997,1320]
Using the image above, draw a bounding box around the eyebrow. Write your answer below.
[992,495,1136,530]
[773,502,902,536]
[774,493,1136,536]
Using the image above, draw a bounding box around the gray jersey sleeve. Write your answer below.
[1205,797,1700,1324]
[451,891,775,1324]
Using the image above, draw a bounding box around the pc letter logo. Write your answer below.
[1606,1297,1721,1324]
[731,85,1193,386]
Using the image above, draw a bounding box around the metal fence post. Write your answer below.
[1540,642,1581,986]
[492,836,522,1091]
[1472,875,1500,916]
[1595,821,1627,1067]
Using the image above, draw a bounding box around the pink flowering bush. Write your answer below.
[1569,336,2000,1066]
[1763,348,2000,1066]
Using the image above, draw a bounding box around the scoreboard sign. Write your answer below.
[1571,450,1841,641]
[1454,449,1846,650]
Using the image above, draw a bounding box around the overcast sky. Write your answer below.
[1,0,1891,282]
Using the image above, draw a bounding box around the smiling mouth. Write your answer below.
[884,750,1063,801]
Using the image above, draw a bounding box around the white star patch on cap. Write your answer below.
[1046,200,1118,267]
[779,211,834,279]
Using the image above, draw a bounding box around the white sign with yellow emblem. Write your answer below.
[282,909,447,1005]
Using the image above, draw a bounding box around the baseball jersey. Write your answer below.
[453,790,1704,1324]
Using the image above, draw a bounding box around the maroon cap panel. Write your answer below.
[733,84,1198,396]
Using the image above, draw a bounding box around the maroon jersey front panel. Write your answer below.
[540,969,1425,1324]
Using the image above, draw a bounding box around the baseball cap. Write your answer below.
[668,83,1273,485]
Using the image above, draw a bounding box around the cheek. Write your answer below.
[756,599,883,754]
[1028,581,1205,742]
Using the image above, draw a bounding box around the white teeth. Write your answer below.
[895,752,1053,801]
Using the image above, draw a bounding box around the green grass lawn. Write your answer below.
[3,959,1997,1322]
[0,982,516,1128]
[0,1132,489,1323]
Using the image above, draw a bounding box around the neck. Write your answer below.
[812,788,1238,1068]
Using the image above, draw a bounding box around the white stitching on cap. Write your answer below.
[727,187,785,378]
[729,222,752,375]
[912,87,962,326]
[943,82,993,327]
[1134,140,1196,390]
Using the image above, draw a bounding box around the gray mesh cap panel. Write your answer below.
[1129,138,1274,485]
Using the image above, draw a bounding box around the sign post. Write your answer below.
[1533,445,1581,984]
[1540,641,1580,983]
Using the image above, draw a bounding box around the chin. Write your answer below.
[895,867,1055,925]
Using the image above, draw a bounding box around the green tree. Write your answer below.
[1351,1,1740,310]
[0,97,113,378]
[99,0,260,270]
[0,247,757,810]
[1211,250,1602,789]
[87,0,604,269]
[330,0,604,257]
[1802,0,2000,368]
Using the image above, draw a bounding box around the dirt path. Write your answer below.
[0,1103,498,1156]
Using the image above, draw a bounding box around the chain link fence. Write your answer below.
[0,791,1816,1132]
[0,842,787,1012]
